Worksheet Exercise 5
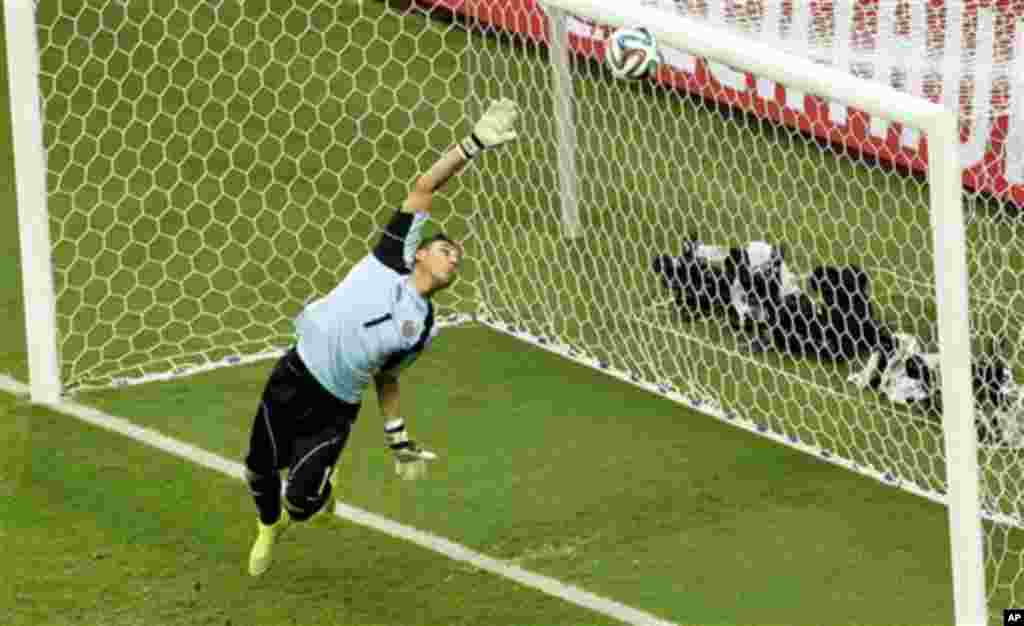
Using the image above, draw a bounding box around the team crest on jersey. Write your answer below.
[401,320,417,338]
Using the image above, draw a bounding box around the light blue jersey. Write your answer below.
[294,210,439,403]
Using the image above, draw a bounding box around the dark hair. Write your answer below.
[417,232,454,249]
[416,233,461,255]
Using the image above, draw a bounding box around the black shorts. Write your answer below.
[244,347,361,486]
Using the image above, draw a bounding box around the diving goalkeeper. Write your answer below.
[243,98,520,577]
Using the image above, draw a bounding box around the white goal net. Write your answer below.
[7,0,1024,620]
[11,0,478,392]
[458,0,1024,620]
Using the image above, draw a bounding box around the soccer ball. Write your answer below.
[604,27,660,80]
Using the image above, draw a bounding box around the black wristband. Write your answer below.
[458,132,486,160]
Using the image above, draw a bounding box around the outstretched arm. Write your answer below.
[404,146,472,214]
[403,98,521,215]
[374,99,520,273]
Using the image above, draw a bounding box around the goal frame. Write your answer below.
[538,0,984,622]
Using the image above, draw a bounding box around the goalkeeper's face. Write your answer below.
[416,240,462,291]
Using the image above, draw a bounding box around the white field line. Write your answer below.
[0,373,678,626]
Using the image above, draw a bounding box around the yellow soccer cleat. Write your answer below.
[247,510,291,577]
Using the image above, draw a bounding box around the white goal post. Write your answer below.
[7,0,60,405]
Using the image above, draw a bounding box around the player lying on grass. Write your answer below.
[652,239,1023,443]
[242,98,520,577]
[651,239,893,360]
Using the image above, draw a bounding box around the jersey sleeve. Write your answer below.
[373,209,432,274]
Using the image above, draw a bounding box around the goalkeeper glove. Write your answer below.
[384,418,438,481]
[458,98,520,160]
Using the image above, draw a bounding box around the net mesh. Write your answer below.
[22,0,1024,617]
[35,0,475,390]
[459,0,1024,617]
